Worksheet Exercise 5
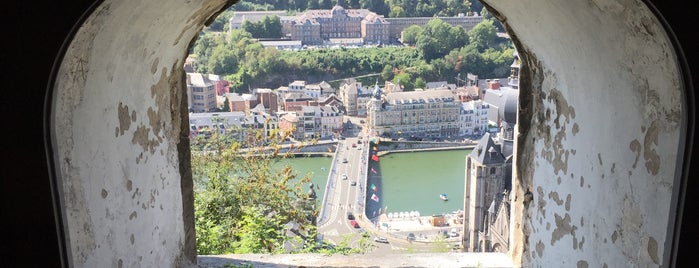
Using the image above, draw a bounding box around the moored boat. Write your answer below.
[440,193,448,201]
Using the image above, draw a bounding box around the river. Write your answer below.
[281,149,470,217]
[375,149,470,216]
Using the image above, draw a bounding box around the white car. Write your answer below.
[342,174,348,180]
[374,236,389,243]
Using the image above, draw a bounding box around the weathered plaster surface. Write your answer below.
[51,0,232,267]
[484,0,683,267]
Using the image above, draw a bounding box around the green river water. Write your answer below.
[282,149,470,216]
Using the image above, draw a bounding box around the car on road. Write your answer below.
[338,136,346,140]
[350,220,360,228]
[374,236,389,243]
[359,228,370,238]
[407,233,416,241]
[351,143,357,148]
[341,174,348,180]
[347,212,355,220]
[342,158,348,163]
[350,180,356,186]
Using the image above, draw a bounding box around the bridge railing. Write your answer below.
[316,141,340,226]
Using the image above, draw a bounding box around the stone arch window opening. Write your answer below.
[46,1,696,266]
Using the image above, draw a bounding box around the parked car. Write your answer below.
[359,228,370,238]
[407,233,416,241]
[374,236,389,243]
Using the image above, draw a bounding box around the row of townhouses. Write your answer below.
[187,77,516,141]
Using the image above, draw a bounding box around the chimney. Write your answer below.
[488,79,501,90]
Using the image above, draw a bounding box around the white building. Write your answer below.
[188,112,246,139]
[460,100,490,136]
[299,105,343,138]
[186,73,218,113]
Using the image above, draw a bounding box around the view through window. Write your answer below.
[185,0,520,256]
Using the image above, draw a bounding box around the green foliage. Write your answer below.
[414,77,426,89]
[381,64,394,81]
[242,15,282,39]
[415,19,469,62]
[192,130,318,255]
[190,15,512,92]
[401,25,422,45]
[430,233,450,253]
[388,5,405,17]
[467,19,498,52]
[393,71,412,91]
[208,10,235,31]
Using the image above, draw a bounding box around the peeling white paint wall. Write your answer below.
[49,0,685,267]
[483,0,684,267]
[51,1,230,267]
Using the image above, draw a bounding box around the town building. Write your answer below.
[463,51,520,253]
[280,5,390,45]
[366,87,461,138]
[299,105,343,139]
[242,104,278,140]
[338,78,362,116]
[463,132,512,252]
[278,112,302,140]
[278,104,343,140]
[460,100,490,136]
[279,7,483,45]
[281,92,315,112]
[188,112,246,140]
[225,89,280,115]
[388,12,483,40]
[286,80,334,99]
[186,73,218,113]
[253,88,279,115]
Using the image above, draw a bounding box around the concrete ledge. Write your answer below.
[198,252,515,268]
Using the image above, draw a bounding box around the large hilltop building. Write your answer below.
[278,5,483,45]
[280,6,389,45]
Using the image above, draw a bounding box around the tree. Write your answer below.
[208,10,234,31]
[468,19,498,52]
[223,96,230,112]
[207,44,238,75]
[393,71,412,91]
[414,77,426,89]
[416,19,455,62]
[381,64,394,81]
[192,130,318,255]
[192,33,220,73]
[389,5,405,17]
[401,25,422,45]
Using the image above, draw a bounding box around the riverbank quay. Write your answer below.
[356,141,471,248]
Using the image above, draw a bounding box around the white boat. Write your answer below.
[440,193,448,201]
